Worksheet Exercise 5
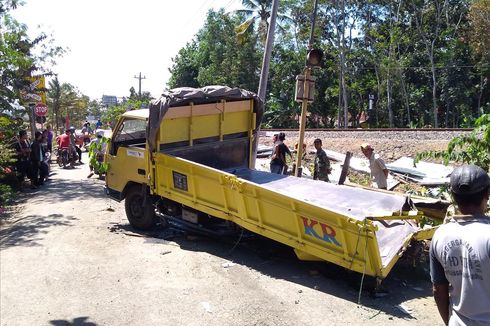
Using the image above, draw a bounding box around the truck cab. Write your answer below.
[105,109,149,200]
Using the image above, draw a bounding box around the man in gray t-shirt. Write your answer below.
[430,164,490,325]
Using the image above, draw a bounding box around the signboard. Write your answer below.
[34,102,48,116]
[23,76,47,105]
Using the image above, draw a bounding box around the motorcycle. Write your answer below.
[57,147,77,168]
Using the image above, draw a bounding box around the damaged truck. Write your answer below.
[104,86,442,281]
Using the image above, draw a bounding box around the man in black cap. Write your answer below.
[430,164,490,325]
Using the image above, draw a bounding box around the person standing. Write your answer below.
[270,132,291,174]
[430,164,490,325]
[360,143,388,189]
[313,139,331,182]
[12,130,31,186]
[46,124,53,154]
[30,131,47,187]
[69,126,82,164]
[87,130,107,178]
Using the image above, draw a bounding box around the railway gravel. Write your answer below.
[260,129,472,162]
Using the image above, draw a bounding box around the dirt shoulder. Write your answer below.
[1,151,443,326]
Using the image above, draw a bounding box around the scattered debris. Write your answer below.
[201,301,212,313]
[106,207,115,212]
[396,303,414,316]
[368,310,382,320]
[387,157,453,185]
[294,300,300,304]
[298,289,303,293]
[221,261,236,268]
[161,250,171,256]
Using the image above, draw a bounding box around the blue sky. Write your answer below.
[13,0,243,100]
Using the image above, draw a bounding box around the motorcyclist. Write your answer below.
[81,122,93,135]
[57,129,77,167]
[69,126,83,164]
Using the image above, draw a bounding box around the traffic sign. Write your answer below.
[34,102,48,116]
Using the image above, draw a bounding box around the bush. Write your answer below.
[415,114,490,171]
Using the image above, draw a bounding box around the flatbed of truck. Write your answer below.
[229,168,420,268]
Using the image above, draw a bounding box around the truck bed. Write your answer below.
[153,153,430,279]
[230,168,419,268]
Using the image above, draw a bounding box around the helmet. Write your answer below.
[69,126,75,131]
[95,130,104,138]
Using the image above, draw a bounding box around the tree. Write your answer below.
[47,77,61,132]
[468,0,490,116]
[168,9,260,91]
[235,0,273,43]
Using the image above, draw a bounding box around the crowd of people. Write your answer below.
[268,133,387,188]
[13,127,53,189]
[12,121,107,189]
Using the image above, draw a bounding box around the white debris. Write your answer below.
[201,301,212,313]
[221,261,236,268]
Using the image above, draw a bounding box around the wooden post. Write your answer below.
[338,151,352,185]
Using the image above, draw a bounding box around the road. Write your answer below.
[1,152,443,326]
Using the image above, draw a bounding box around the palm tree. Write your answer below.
[234,0,290,43]
[235,0,271,42]
[47,77,61,133]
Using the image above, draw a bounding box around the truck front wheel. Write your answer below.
[125,186,156,230]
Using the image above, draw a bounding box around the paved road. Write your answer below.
[0,153,442,326]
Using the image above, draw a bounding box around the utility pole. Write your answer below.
[294,0,320,177]
[257,0,279,103]
[134,72,146,97]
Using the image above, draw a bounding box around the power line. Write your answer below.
[353,63,489,71]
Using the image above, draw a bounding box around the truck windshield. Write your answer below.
[113,118,147,143]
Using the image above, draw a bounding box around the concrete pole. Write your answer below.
[257,0,279,103]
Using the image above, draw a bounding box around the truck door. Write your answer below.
[105,117,148,193]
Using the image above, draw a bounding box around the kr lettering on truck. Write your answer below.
[301,216,341,247]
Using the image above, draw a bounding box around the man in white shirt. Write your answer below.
[360,143,388,189]
[430,164,490,325]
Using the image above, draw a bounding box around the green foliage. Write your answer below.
[88,137,109,174]
[415,114,490,170]
[0,125,16,207]
[168,9,260,91]
[167,0,489,129]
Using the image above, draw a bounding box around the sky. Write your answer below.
[13,0,243,101]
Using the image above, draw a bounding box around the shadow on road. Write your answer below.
[49,316,97,326]
[39,175,107,203]
[0,214,77,249]
[108,222,431,320]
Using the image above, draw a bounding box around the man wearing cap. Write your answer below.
[360,143,388,189]
[429,164,490,325]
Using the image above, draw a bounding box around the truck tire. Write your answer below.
[125,186,156,230]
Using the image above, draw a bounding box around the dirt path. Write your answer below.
[1,152,443,326]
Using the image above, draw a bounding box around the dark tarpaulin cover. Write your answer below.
[147,86,264,159]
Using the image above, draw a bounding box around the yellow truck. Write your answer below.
[105,86,439,281]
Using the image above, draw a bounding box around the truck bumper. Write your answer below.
[104,186,123,202]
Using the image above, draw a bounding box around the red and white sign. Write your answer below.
[34,102,48,117]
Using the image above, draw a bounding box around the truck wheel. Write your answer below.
[125,187,156,230]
